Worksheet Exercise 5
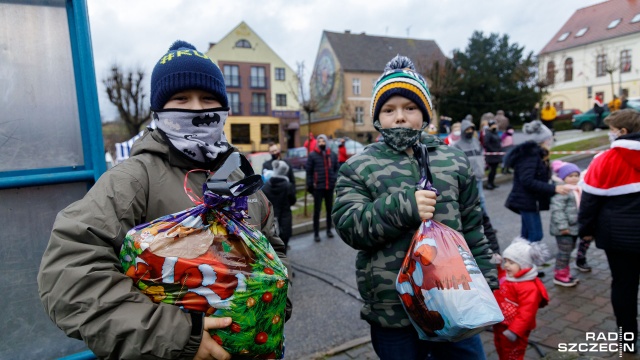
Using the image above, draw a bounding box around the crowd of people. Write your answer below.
[36,42,640,360]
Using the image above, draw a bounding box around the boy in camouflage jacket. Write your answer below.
[332,55,497,360]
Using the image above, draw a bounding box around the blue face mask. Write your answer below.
[153,107,231,163]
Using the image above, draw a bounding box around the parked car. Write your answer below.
[286,147,308,170]
[571,107,610,132]
[556,108,582,121]
[626,97,640,109]
[572,99,640,131]
[328,139,365,159]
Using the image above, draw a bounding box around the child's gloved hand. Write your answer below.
[503,329,518,342]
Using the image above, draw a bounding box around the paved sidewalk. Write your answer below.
[315,246,639,360]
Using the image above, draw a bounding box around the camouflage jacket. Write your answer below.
[331,135,497,328]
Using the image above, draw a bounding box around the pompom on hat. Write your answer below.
[371,55,434,129]
[502,237,551,269]
[521,120,553,145]
[272,160,290,178]
[151,40,227,110]
[552,160,581,180]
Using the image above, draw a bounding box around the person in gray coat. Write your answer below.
[453,120,486,209]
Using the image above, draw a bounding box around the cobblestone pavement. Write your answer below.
[317,246,640,360]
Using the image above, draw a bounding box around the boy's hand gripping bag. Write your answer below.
[119,153,288,359]
[395,145,503,342]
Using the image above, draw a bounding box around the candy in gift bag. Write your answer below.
[119,153,288,359]
[395,145,503,342]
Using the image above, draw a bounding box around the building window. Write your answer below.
[251,93,268,115]
[261,124,279,144]
[557,32,570,41]
[223,65,240,87]
[546,61,555,84]
[275,67,285,81]
[355,106,364,124]
[352,78,361,95]
[575,27,588,37]
[621,50,632,73]
[250,66,267,88]
[228,92,241,115]
[607,19,621,29]
[553,101,564,111]
[231,124,250,144]
[597,54,607,77]
[564,58,573,82]
[276,94,287,107]
[235,39,251,48]
[632,13,640,23]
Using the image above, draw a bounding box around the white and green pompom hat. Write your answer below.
[370,55,435,129]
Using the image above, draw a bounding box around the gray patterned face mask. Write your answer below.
[374,119,424,152]
[153,107,231,163]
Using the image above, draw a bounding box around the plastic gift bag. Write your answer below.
[119,153,288,359]
[395,145,503,342]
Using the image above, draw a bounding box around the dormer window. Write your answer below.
[608,18,621,29]
[235,39,251,48]
[631,13,640,23]
[575,27,588,37]
[558,32,570,41]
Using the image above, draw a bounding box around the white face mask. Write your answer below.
[608,130,620,143]
[453,131,461,136]
[153,107,231,163]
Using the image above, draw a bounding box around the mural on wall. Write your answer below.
[310,36,343,120]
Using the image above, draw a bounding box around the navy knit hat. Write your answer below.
[150,40,227,110]
[371,55,434,127]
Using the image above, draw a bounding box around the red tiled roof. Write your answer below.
[539,0,640,55]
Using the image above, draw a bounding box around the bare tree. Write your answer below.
[293,61,319,217]
[295,62,319,130]
[595,47,620,97]
[103,64,151,138]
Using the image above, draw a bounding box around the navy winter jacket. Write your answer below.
[504,141,556,213]
[306,147,338,190]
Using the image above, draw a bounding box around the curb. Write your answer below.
[292,219,328,237]
[299,336,372,360]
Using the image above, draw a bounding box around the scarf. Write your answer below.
[153,107,231,163]
[506,266,538,282]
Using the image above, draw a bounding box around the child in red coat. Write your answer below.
[493,238,550,360]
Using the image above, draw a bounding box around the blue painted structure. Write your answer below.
[0,1,102,359]
[0,0,105,189]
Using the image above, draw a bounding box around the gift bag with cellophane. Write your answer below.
[119,157,288,359]
[395,144,503,342]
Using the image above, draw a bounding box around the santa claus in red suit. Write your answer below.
[578,109,640,354]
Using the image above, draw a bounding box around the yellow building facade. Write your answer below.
[207,22,301,153]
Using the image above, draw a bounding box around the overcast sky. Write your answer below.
[87,0,604,121]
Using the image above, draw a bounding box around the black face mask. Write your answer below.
[271,153,280,160]
[318,144,326,151]
[491,128,497,133]
[464,132,474,139]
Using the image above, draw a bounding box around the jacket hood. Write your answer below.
[461,120,475,132]
[505,141,540,167]
[614,133,640,171]
[581,132,640,196]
